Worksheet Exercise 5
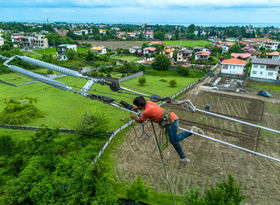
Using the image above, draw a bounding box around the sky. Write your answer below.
[1,0,280,26]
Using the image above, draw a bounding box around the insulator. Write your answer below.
[18,56,84,78]
[8,65,72,91]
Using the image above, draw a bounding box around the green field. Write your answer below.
[164,40,212,47]
[33,47,90,55]
[112,55,141,62]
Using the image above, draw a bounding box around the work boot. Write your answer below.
[178,158,190,169]
[191,126,205,135]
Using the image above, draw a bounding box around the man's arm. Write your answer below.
[130,114,143,123]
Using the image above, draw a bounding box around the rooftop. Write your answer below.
[251,58,280,66]
[221,58,247,65]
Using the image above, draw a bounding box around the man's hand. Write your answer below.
[130,114,136,120]
[132,105,138,110]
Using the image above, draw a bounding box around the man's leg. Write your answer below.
[173,120,192,143]
[166,120,187,159]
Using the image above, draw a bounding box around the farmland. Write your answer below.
[82,40,212,50]
[112,82,280,204]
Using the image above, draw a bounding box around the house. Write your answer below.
[250,58,280,80]
[54,28,68,36]
[143,47,156,55]
[266,52,280,61]
[0,36,4,46]
[20,34,48,49]
[193,46,210,52]
[129,46,142,54]
[221,59,247,75]
[177,48,192,63]
[11,33,24,46]
[161,48,173,58]
[231,53,251,61]
[126,32,137,38]
[145,31,154,39]
[148,41,163,46]
[90,45,107,54]
[244,38,280,51]
[165,33,172,40]
[56,44,77,60]
[99,29,106,35]
[194,51,211,60]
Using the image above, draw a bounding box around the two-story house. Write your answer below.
[266,52,280,61]
[56,44,77,60]
[90,45,107,54]
[177,48,192,63]
[231,53,251,61]
[143,47,156,55]
[194,51,211,60]
[250,58,280,80]
[221,59,247,75]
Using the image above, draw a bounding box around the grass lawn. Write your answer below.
[33,47,90,55]
[33,48,57,55]
[120,72,203,97]
[112,55,141,62]
[163,40,212,47]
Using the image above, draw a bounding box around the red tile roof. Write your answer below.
[221,58,247,65]
[231,53,251,59]
[266,52,280,56]
[143,47,156,51]
[195,51,211,56]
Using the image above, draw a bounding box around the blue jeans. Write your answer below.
[166,120,192,159]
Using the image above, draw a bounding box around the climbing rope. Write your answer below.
[150,121,176,205]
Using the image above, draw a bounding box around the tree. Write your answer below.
[183,175,245,205]
[188,24,196,33]
[169,79,177,87]
[77,112,109,138]
[152,54,171,71]
[177,66,190,77]
[138,77,146,86]
[65,49,78,60]
[228,44,242,54]
[126,175,150,203]
[154,31,165,41]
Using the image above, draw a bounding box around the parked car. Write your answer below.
[257,90,271,98]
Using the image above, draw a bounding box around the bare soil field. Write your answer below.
[112,87,280,204]
[80,40,143,49]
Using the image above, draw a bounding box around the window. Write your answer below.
[260,71,263,75]
[252,71,257,75]
[253,64,258,68]
[260,65,265,69]
[268,72,273,76]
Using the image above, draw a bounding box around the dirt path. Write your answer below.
[112,72,280,204]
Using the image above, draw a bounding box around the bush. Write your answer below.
[176,65,190,77]
[0,98,45,125]
[160,79,168,82]
[138,77,146,86]
[77,112,109,138]
[151,54,171,71]
[126,175,150,203]
[169,79,177,87]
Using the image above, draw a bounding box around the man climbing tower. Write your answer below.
[130,96,205,169]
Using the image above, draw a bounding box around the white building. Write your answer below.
[90,45,107,54]
[56,44,77,60]
[250,58,280,80]
[129,46,142,54]
[145,31,154,39]
[0,37,4,46]
[177,48,192,63]
[266,52,280,61]
[194,51,211,60]
[221,59,247,75]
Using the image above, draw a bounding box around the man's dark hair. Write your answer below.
[133,96,146,107]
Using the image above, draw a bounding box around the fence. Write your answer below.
[249,77,280,84]
[0,80,17,87]
[0,124,77,134]
[91,65,216,164]
[118,71,143,82]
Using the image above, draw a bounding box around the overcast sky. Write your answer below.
[1,0,280,25]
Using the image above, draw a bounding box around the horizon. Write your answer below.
[1,0,280,27]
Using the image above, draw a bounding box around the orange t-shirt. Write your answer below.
[139,101,179,123]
